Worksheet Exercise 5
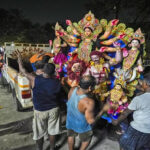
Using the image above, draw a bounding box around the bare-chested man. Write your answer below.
[66,75,110,150]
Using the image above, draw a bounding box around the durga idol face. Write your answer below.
[131,39,140,48]
[84,27,92,37]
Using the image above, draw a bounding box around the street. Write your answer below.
[0,82,120,150]
[1,0,150,149]
[0,83,34,150]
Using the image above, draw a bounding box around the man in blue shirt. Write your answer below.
[66,76,110,150]
[17,51,61,150]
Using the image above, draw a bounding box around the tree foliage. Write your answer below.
[0,8,54,45]
[85,0,150,54]
[85,0,150,24]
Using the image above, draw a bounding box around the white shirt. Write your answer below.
[128,92,150,133]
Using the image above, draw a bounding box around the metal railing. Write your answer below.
[4,42,50,48]
[4,42,52,58]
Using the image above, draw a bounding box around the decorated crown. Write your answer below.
[79,11,99,31]
[55,22,60,31]
[131,28,145,44]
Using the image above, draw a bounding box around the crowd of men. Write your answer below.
[8,51,150,150]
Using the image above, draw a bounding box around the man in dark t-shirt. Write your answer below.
[17,51,61,150]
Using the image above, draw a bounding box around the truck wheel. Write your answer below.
[1,74,6,88]
[7,84,12,93]
[12,89,23,112]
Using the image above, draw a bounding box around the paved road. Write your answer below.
[0,81,120,150]
[0,83,34,150]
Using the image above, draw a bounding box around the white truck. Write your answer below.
[1,42,51,111]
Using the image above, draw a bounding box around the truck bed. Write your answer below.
[8,57,33,73]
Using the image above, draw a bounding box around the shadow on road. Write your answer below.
[88,129,107,150]
[0,116,33,136]
[11,144,35,150]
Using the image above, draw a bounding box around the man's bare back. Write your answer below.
[68,86,103,125]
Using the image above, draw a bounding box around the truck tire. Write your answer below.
[7,83,12,93]
[1,74,7,88]
[12,89,23,112]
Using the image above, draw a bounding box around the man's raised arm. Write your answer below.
[16,51,35,88]
[112,108,133,126]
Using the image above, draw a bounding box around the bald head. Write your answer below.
[79,76,96,90]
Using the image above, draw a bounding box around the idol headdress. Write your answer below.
[79,11,99,31]
[130,28,145,44]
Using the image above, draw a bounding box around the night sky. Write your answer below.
[1,0,90,24]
